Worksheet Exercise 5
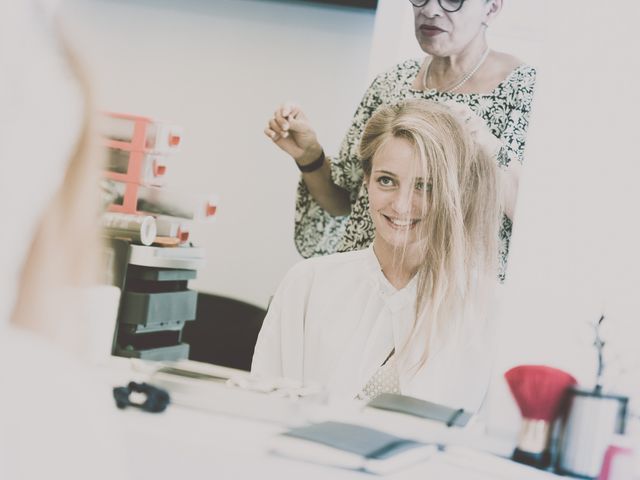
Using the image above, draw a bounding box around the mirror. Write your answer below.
[58,0,639,429]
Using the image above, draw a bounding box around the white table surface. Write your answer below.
[105,359,563,480]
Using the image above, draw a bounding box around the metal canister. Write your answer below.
[556,387,628,478]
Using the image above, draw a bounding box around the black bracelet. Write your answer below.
[296,150,325,173]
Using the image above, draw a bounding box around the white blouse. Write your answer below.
[251,247,495,413]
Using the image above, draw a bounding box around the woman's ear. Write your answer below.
[484,0,503,26]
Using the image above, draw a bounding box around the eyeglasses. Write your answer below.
[409,0,466,13]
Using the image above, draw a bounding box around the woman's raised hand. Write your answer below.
[446,101,521,218]
[265,103,323,166]
[445,101,502,158]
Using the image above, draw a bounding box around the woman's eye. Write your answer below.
[415,181,431,192]
[377,176,394,187]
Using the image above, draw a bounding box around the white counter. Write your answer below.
[106,359,563,480]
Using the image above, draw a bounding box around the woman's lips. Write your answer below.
[419,25,445,37]
[383,215,421,230]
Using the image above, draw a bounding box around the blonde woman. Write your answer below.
[0,2,124,478]
[253,99,501,412]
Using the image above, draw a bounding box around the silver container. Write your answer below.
[556,387,628,478]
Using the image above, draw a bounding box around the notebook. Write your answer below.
[270,421,437,475]
[367,393,472,427]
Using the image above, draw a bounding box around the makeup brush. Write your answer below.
[504,365,577,469]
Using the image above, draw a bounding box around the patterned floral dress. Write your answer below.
[294,58,536,280]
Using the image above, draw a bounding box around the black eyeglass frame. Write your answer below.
[409,0,466,13]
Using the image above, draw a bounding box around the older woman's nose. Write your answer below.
[417,0,443,17]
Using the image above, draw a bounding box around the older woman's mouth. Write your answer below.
[419,25,446,37]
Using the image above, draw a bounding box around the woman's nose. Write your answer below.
[417,0,443,17]
[390,189,414,215]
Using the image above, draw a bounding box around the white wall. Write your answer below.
[59,0,376,308]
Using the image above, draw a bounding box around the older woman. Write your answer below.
[266,0,535,280]
[253,100,502,412]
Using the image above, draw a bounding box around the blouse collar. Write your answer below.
[364,245,418,313]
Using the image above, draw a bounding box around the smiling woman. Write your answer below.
[252,99,502,410]
[365,136,430,267]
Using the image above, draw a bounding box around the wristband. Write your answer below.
[296,150,325,173]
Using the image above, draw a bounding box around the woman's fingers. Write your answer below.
[270,103,303,139]
[281,102,301,120]
[449,103,475,124]
[265,117,288,143]
[264,126,280,142]
[274,108,290,133]
[268,117,283,134]
[274,103,302,130]
[442,100,502,157]
[444,101,482,132]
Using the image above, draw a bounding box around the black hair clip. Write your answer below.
[113,381,170,413]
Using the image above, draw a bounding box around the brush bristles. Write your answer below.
[504,365,577,421]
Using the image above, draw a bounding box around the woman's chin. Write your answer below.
[378,232,421,252]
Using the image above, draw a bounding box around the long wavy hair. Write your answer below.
[360,99,502,370]
[11,23,102,355]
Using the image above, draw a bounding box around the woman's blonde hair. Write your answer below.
[11,32,102,355]
[359,99,502,369]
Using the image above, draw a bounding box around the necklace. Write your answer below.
[423,48,490,94]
